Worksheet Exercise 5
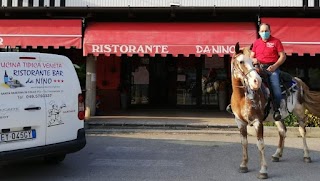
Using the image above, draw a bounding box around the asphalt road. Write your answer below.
[1,133,320,181]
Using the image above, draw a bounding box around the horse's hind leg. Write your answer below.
[272,121,287,162]
[298,117,311,163]
[253,120,268,179]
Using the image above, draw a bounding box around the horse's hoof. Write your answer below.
[272,156,280,162]
[258,173,268,179]
[304,157,312,163]
[239,166,248,173]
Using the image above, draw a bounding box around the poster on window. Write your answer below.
[177,74,186,82]
[205,55,224,69]
[133,66,149,84]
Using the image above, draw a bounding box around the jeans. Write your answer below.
[267,68,282,110]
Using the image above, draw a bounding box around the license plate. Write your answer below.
[0,130,36,143]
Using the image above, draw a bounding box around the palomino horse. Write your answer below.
[230,42,320,179]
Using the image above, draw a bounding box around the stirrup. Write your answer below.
[273,111,281,121]
[226,104,233,115]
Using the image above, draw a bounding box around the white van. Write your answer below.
[0,52,86,164]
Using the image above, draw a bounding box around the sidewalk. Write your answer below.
[87,110,236,128]
[85,109,320,137]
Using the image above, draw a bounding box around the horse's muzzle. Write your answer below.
[250,78,261,90]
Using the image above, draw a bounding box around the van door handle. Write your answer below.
[24,107,41,111]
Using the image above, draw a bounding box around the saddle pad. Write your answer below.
[281,79,298,95]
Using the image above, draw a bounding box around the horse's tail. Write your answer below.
[294,77,320,117]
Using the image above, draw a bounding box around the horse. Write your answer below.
[230,42,320,179]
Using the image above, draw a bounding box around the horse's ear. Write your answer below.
[249,44,253,50]
[235,42,240,54]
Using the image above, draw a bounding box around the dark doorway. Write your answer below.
[149,56,177,107]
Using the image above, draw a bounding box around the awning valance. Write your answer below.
[83,22,257,57]
[0,19,82,49]
[261,18,320,56]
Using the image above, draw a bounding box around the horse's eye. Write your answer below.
[239,61,244,64]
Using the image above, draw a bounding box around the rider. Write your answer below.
[251,23,286,121]
[226,23,286,121]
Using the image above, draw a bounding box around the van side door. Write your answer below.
[40,54,83,145]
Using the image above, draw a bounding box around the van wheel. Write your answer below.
[44,154,66,164]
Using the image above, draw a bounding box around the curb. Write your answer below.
[85,122,320,138]
[85,129,240,135]
[86,121,238,129]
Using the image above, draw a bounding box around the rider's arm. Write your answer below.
[250,51,259,64]
[272,51,286,70]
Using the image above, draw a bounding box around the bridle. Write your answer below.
[231,53,267,114]
[232,53,257,85]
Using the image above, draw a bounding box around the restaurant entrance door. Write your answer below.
[149,57,177,107]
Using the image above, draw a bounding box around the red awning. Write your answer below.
[83,22,257,57]
[261,18,320,56]
[0,19,82,49]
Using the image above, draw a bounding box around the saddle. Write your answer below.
[279,71,298,95]
[258,66,298,120]
[257,64,298,96]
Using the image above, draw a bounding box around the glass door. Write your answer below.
[130,57,150,105]
[148,56,176,107]
[176,57,198,105]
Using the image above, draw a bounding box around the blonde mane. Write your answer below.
[242,46,252,57]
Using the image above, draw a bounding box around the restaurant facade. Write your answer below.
[0,0,320,116]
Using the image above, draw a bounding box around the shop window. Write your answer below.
[7,0,12,7]
[18,0,23,6]
[308,68,320,90]
[50,0,55,7]
[60,0,65,7]
[131,58,149,104]
[28,0,34,7]
[39,0,44,7]
[176,57,197,105]
[201,56,228,106]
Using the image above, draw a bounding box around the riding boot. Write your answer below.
[273,103,281,121]
[226,104,233,114]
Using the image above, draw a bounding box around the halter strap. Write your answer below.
[245,68,256,76]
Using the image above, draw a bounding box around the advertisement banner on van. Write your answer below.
[0,61,64,100]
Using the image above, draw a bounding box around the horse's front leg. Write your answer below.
[235,118,249,173]
[272,120,287,162]
[253,120,268,179]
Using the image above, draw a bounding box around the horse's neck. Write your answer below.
[232,78,245,95]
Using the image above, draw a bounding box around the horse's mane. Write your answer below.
[232,46,251,59]
[242,47,251,57]
[295,78,320,117]
[231,46,252,68]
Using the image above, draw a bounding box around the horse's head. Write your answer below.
[231,42,262,90]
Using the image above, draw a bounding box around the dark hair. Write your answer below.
[259,23,271,31]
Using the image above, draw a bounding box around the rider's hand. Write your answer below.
[252,58,259,64]
[267,65,276,72]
